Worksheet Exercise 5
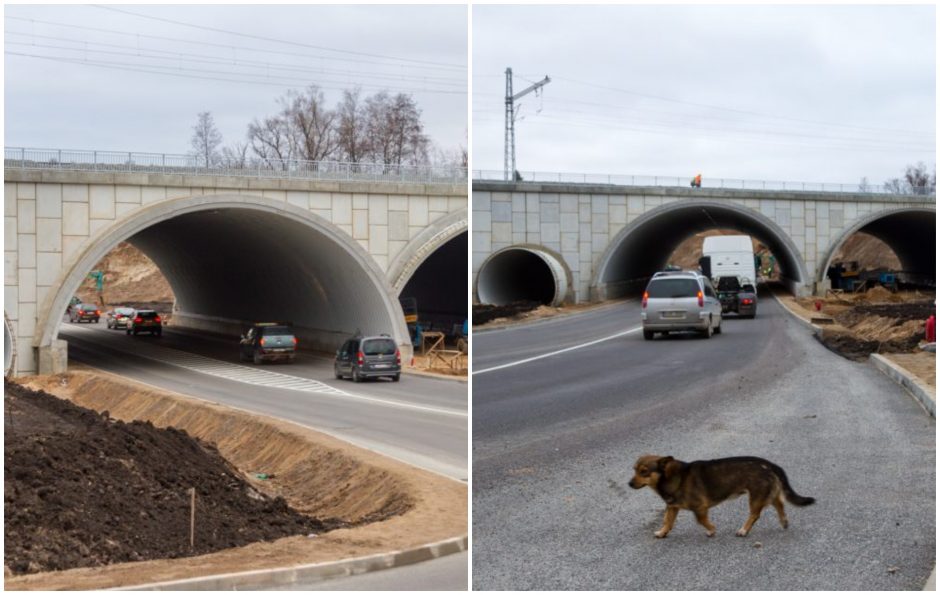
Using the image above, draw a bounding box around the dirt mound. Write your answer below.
[473,301,542,325]
[831,232,902,270]
[818,331,923,362]
[4,370,463,591]
[811,297,932,360]
[76,242,174,308]
[669,230,900,280]
[3,381,340,576]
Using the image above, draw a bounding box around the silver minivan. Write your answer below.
[641,271,722,340]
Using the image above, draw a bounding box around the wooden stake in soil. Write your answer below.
[189,487,195,550]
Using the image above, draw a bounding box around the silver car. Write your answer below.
[641,271,722,340]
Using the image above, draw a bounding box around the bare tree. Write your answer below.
[388,93,429,167]
[904,162,935,195]
[362,91,429,169]
[247,114,292,169]
[237,85,435,172]
[282,86,337,162]
[220,141,250,169]
[337,89,367,164]
[190,112,223,168]
[883,162,937,194]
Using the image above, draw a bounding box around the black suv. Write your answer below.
[126,310,162,336]
[240,323,297,364]
[334,334,401,382]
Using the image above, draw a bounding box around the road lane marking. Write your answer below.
[472,326,643,375]
[61,324,466,418]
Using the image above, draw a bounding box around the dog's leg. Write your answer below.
[692,507,716,537]
[655,506,679,538]
[772,493,788,529]
[736,498,765,536]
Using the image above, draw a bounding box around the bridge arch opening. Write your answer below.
[38,195,410,363]
[593,201,807,298]
[399,231,468,334]
[476,246,569,306]
[821,208,936,289]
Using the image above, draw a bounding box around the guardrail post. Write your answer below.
[93,151,97,172]
[58,149,62,168]
[20,148,25,170]
[162,153,166,173]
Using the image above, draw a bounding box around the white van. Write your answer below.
[702,235,756,284]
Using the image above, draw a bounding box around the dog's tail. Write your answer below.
[771,462,815,506]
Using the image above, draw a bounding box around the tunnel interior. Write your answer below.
[98,207,405,352]
[825,210,935,285]
[399,232,468,333]
[477,249,558,306]
[599,204,805,297]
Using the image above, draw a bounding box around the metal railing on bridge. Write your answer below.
[5,147,467,186]
[472,169,935,196]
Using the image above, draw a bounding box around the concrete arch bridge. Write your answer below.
[5,159,466,375]
[472,180,934,306]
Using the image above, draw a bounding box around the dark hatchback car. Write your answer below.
[126,310,162,336]
[106,307,136,330]
[69,303,101,323]
[240,323,297,364]
[334,335,401,382]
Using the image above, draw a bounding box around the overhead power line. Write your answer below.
[475,101,933,148]
[4,38,467,89]
[553,76,930,138]
[5,50,468,95]
[92,5,466,70]
[6,15,465,73]
[4,31,467,85]
[473,113,936,154]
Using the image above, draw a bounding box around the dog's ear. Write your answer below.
[657,456,675,474]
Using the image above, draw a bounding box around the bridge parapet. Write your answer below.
[473,171,935,198]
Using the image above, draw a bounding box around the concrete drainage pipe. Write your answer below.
[476,247,569,306]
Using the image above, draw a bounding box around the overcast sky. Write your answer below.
[4,4,467,158]
[472,5,935,186]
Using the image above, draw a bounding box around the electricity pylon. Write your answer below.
[504,67,551,181]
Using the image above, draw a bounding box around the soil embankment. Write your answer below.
[4,369,466,590]
[4,382,342,576]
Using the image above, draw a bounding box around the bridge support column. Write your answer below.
[814,278,831,296]
[38,340,68,375]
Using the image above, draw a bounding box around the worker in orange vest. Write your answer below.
[690,173,702,188]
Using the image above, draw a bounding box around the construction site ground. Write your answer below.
[3,368,466,590]
[775,286,935,388]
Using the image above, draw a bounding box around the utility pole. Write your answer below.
[504,67,550,181]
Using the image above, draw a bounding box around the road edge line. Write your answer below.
[113,535,469,591]
[472,326,642,375]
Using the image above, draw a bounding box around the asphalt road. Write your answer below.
[57,319,467,590]
[472,292,935,590]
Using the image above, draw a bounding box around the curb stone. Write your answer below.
[114,535,468,591]
[869,354,935,418]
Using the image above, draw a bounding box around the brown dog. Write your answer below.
[628,454,815,538]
